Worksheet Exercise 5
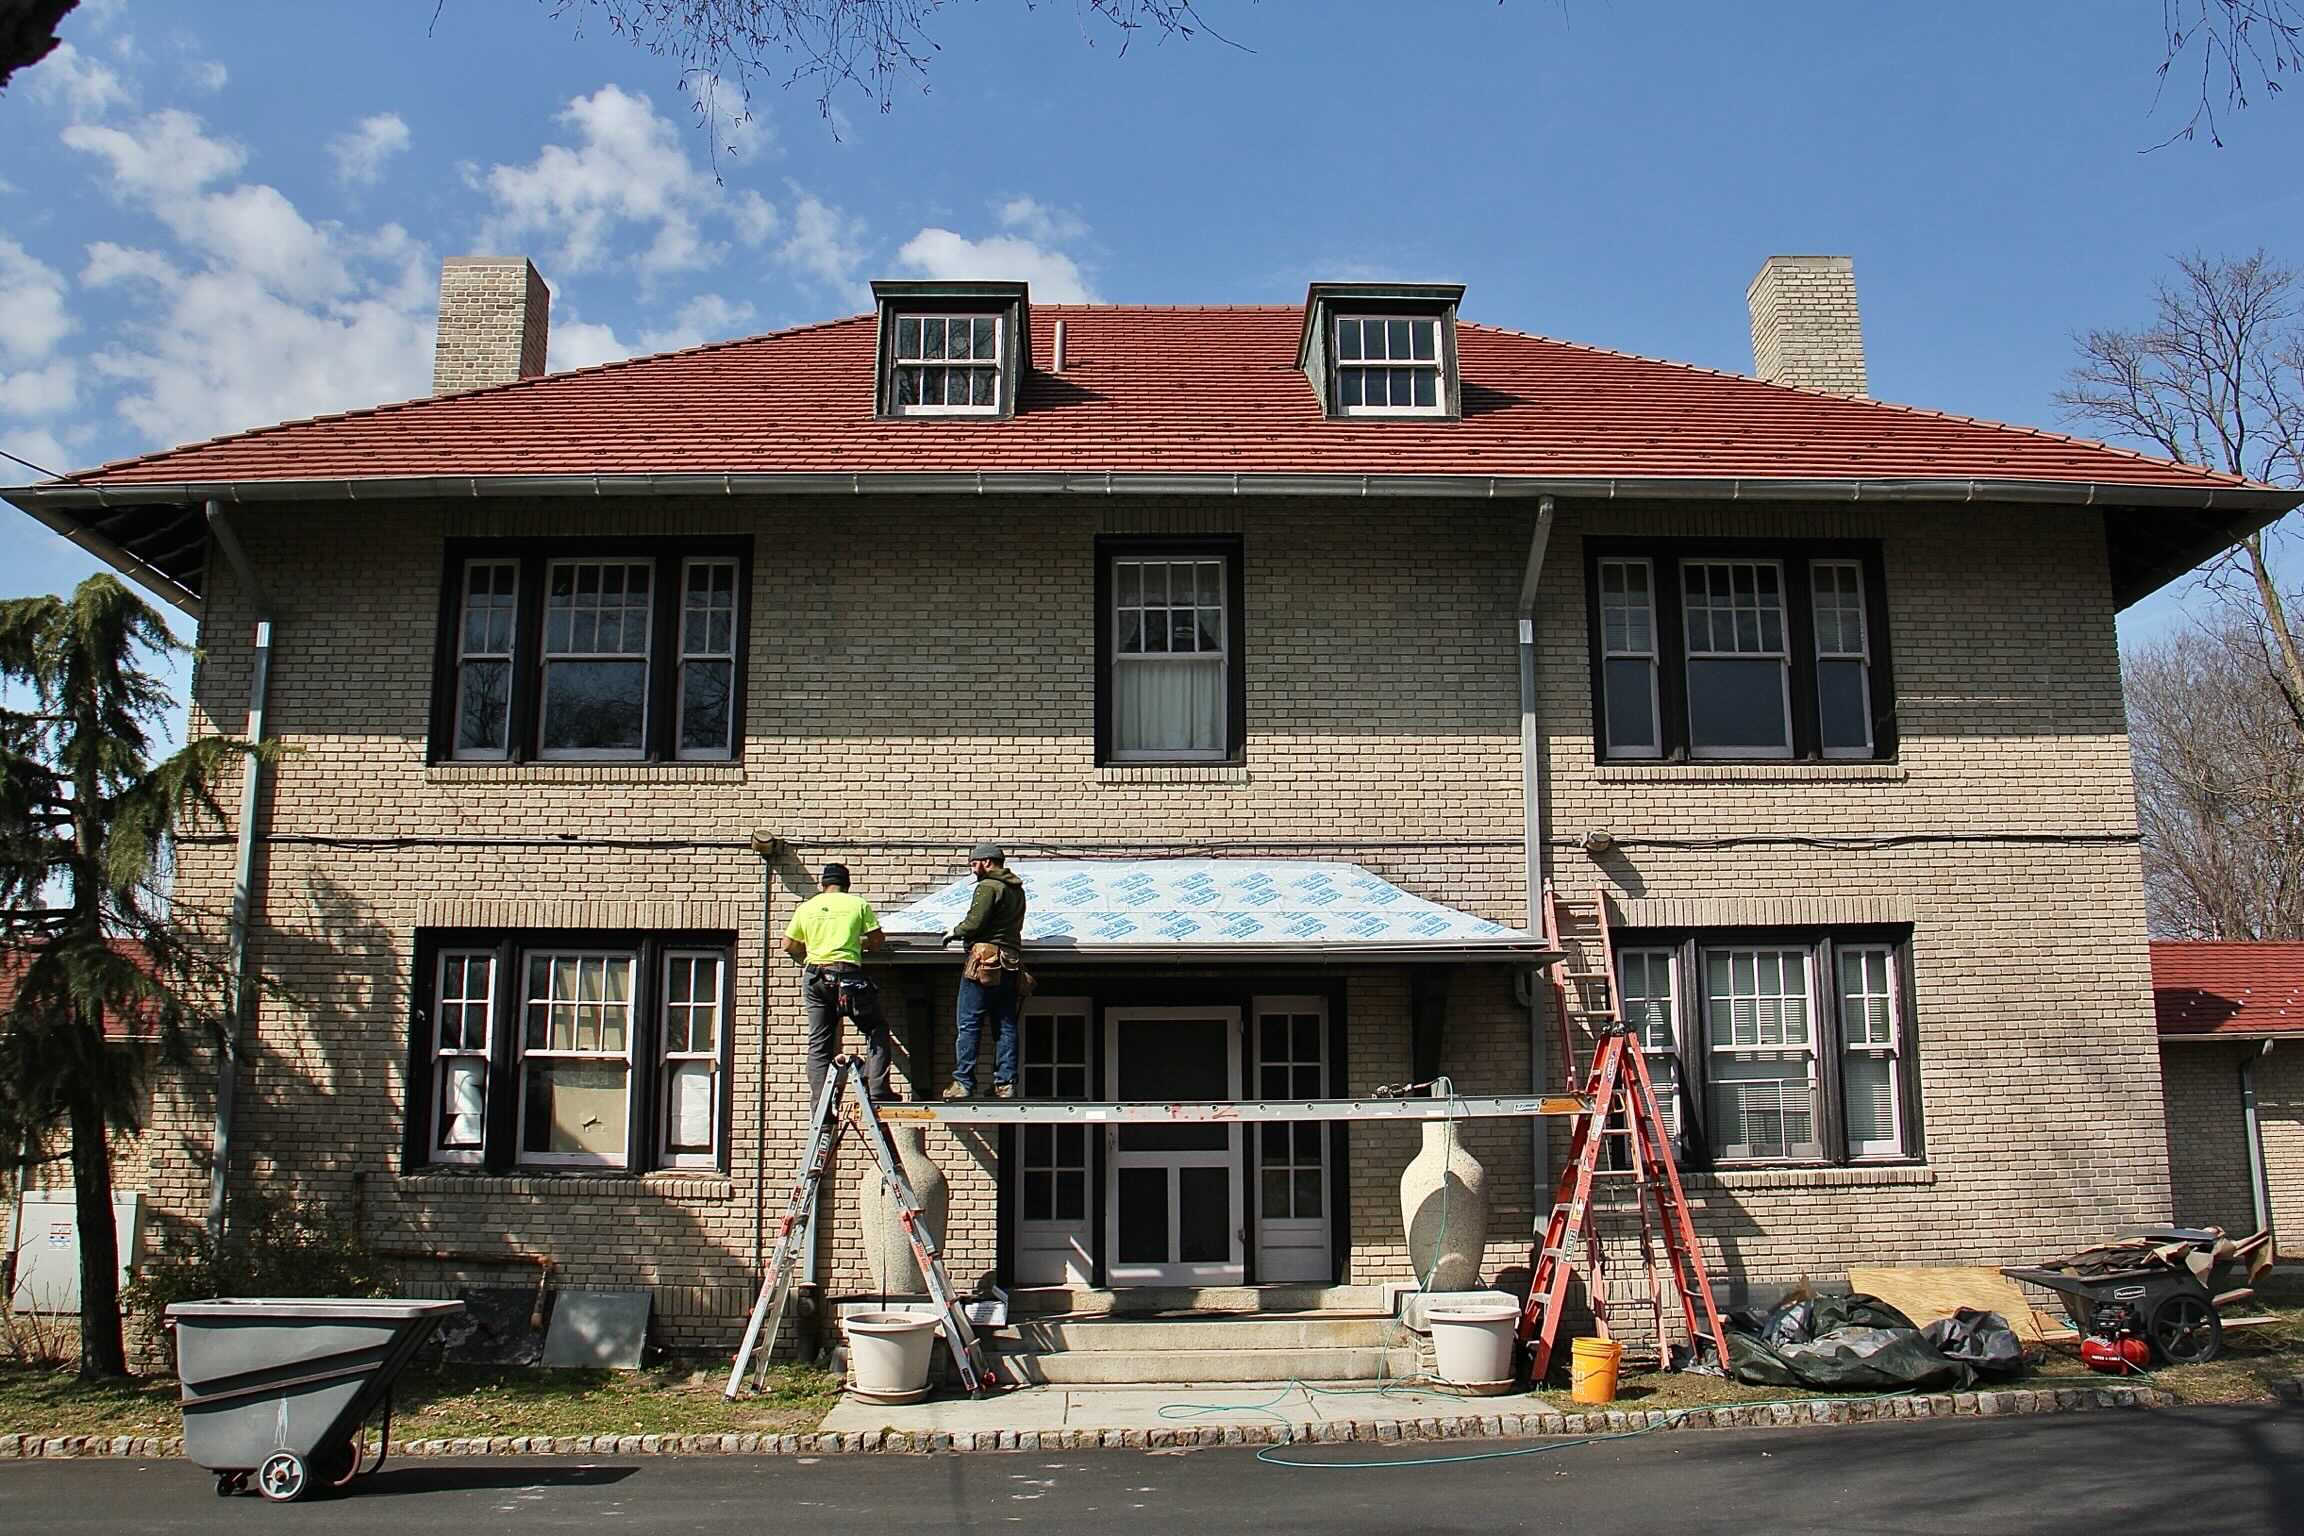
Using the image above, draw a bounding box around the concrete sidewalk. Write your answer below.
[820,1381,1499,1440]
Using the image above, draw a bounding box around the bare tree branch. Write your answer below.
[2155,1,2304,146]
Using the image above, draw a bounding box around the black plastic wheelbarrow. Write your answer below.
[166,1298,464,1502]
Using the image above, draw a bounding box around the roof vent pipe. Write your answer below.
[1052,320,1066,373]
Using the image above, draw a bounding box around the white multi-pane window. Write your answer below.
[1334,315,1444,413]
[1836,946,1903,1159]
[659,951,724,1168]
[1255,1005,1327,1220]
[1681,561,1793,758]
[891,313,1002,413]
[1616,950,1682,1140]
[431,952,496,1164]
[1811,561,1873,757]
[1598,558,1661,759]
[452,561,518,759]
[1111,557,1227,760]
[1019,1005,1092,1225]
[539,560,653,759]
[1704,946,1820,1161]
[677,559,739,759]
[519,952,635,1168]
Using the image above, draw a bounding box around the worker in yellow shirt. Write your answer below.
[784,863,893,1103]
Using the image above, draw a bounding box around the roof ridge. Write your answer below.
[62,312,878,485]
[1456,320,2258,489]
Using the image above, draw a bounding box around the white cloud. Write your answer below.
[190,59,228,92]
[1,426,74,478]
[894,229,1099,304]
[548,291,757,373]
[480,84,778,277]
[547,318,638,373]
[996,197,1087,245]
[329,113,411,186]
[22,42,130,120]
[62,109,246,200]
[780,190,870,302]
[0,239,73,362]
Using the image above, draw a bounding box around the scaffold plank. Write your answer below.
[872,1094,1586,1125]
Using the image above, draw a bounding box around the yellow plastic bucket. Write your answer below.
[1569,1335,1623,1405]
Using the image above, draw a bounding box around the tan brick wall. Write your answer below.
[432,258,549,394]
[1747,255,1867,396]
[143,488,2169,1351]
[2161,1043,2259,1234]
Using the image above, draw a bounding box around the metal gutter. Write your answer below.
[7,470,2296,513]
[1515,495,1557,1188]
[11,495,204,617]
[872,939,1558,966]
[205,501,272,1243]
[2243,1041,2276,1243]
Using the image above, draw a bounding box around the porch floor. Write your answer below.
[819,1381,1542,1437]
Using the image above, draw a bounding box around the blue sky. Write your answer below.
[4,0,2300,742]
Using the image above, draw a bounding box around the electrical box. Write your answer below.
[7,1190,144,1314]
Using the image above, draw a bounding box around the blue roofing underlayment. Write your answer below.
[880,859,1541,956]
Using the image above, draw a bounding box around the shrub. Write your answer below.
[125,1187,393,1367]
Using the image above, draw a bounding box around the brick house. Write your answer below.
[7,253,2295,1370]
[2155,942,2304,1258]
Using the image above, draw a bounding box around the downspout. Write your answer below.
[2242,1040,2275,1243]
[205,501,273,1243]
[1514,496,1558,1189]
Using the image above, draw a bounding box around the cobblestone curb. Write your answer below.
[0,1384,2178,1460]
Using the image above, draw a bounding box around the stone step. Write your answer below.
[986,1344,1420,1386]
[1006,1284,1390,1317]
[1001,1312,1399,1353]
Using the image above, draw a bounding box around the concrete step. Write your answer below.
[1002,1311,1399,1353]
[1007,1284,1390,1317]
[986,1344,1420,1386]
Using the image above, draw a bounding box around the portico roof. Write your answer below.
[876,858,1552,965]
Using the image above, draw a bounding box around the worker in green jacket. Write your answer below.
[942,842,1028,1100]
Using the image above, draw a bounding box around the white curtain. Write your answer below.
[1116,658,1222,755]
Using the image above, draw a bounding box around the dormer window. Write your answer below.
[893,314,1002,412]
[872,278,1029,419]
[1334,315,1443,413]
[1300,282,1464,420]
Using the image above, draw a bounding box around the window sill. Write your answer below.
[1593,761,1907,785]
[427,761,747,785]
[1095,763,1250,785]
[1682,1163,1933,1193]
[397,1170,735,1202]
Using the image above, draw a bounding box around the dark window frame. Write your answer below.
[428,537,752,766]
[1612,925,1923,1171]
[1093,534,1248,766]
[1583,537,1896,764]
[404,927,737,1175]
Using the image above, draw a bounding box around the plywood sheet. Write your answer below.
[1847,1265,2048,1344]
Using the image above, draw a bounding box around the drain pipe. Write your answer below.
[1515,496,1558,1190]
[2242,1040,2276,1244]
[205,501,273,1243]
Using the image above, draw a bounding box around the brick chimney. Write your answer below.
[432,257,550,394]
[1746,255,1866,397]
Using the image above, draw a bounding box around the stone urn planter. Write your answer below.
[859,1124,949,1294]
[1399,1077,1489,1291]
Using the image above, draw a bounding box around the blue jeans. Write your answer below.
[953,971,1020,1088]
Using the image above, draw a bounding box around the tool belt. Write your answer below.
[962,942,1034,999]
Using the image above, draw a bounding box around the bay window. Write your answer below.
[1614,929,1918,1166]
[409,929,733,1173]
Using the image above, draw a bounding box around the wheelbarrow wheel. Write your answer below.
[214,1471,247,1497]
[256,1449,310,1503]
[2148,1292,2222,1365]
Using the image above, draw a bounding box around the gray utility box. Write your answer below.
[7,1191,143,1313]
[169,1298,464,1502]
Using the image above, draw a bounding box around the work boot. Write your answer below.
[992,1082,1015,1100]
[941,1080,973,1101]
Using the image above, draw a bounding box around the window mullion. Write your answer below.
[1814,938,1847,1165]
[1786,564,1821,761]
[646,556,679,762]
[484,937,519,1169]
[632,937,660,1173]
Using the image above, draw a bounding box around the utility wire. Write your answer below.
[0,445,63,479]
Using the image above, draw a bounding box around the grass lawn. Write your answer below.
[1529,1305,2304,1414]
[0,1360,839,1442]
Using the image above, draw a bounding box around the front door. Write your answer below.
[1105,1007,1243,1284]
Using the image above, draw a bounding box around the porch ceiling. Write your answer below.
[875,858,1554,965]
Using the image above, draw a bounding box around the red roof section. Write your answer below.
[0,940,166,1041]
[51,306,2254,491]
[2152,941,2304,1037]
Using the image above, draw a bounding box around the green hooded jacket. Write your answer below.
[950,866,1028,952]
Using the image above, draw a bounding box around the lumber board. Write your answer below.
[1847,1265,2049,1344]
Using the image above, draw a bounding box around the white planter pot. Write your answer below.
[1398,1084,1489,1292]
[859,1125,949,1294]
[845,1311,941,1403]
[1425,1299,1520,1394]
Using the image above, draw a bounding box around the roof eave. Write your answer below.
[873,937,1558,966]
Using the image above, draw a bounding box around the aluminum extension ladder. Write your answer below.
[724,1055,990,1399]
[1518,1027,1732,1384]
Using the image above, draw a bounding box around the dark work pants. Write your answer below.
[805,967,893,1104]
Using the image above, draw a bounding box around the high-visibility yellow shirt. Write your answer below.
[785,890,882,967]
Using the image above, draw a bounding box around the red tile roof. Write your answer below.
[0,940,167,1041]
[2152,941,2304,1037]
[46,307,2260,493]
